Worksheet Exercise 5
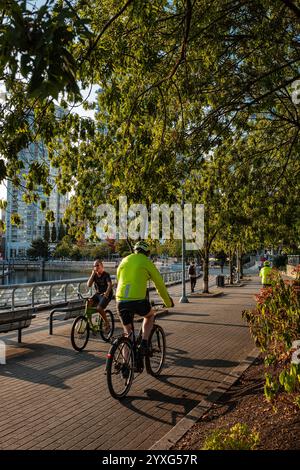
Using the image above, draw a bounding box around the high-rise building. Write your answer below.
[0,205,6,259]
[5,141,68,259]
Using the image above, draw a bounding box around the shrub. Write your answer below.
[242,272,300,355]
[202,423,260,450]
[242,271,300,401]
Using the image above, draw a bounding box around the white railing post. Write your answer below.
[49,285,53,305]
[12,288,16,311]
[32,286,36,307]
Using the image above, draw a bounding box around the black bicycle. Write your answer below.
[106,303,166,399]
[70,292,115,351]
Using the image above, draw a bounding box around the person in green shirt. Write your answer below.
[259,260,272,288]
[116,240,174,354]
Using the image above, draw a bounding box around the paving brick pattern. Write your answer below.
[0,277,259,450]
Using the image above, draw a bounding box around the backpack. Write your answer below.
[188,265,196,276]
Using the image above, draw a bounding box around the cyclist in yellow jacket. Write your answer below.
[116,240,174,354]
[259,260,272,288]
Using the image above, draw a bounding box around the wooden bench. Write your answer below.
[49,300,85,335]
[0,308,36,343]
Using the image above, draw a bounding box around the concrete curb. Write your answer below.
[149,346,260,450]
[223,282,245,288]
[189,291,224,298]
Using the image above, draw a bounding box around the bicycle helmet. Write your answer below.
[263,260,270,266]
[133,240,150,254]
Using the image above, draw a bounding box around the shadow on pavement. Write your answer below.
[0,342,105,389]
[116,388,200,426]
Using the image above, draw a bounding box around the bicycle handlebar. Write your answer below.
[151,297,174,308]
[77,291,89,301]
[151,301,174,309]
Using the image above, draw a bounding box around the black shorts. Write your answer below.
[117,299,152,326]
[90,293,111,310]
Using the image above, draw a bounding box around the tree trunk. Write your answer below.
[202,203,210,294]
[202,249,209,293]
[239,252,243,279]
[241,257,244,279]
[229,250,233,285]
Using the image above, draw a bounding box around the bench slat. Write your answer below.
[0,307,36,340]
[0,319,32,333]
[0,311,35,325]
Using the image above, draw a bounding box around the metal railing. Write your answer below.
[0,278,92,310]
[158,268,190,285]
[0,268,196,310]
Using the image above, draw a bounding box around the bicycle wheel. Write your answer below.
[106,337,134,399]
[145,324,166,376]
[99,309,115,342]
[71,315,90,351]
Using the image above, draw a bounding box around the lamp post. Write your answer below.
[179,189,189,303]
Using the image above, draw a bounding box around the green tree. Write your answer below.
[70,246,82,260]
[0,200,7,210]
[47,1,297,245]
[53,241,72,259]
[90,243,113,260]
[44,220,50,243]
[0,0,91,101]
[160,239,181,258]
[58,221,66,241]
[11,213,21,226]
[115,240,132,258]
[51,224,57,243]
[1,0,300,257]
[27,238,49,259]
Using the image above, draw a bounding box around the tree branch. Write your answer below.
[125,0,192,132]
[80,0,134,65]
[280,0,300,20]
[270,128,299,193]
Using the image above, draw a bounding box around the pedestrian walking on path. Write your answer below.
[188,262,197,292]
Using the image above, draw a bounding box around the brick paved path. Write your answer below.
[0,277,259,450]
